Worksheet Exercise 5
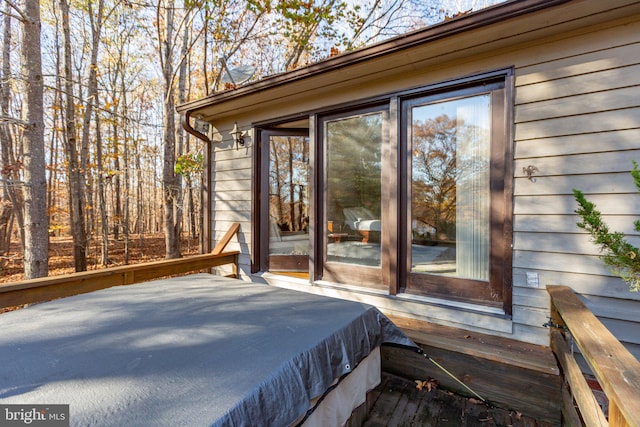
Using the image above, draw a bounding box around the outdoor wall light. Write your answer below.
[230,122,246,150]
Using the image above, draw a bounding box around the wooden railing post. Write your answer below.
[231,253,239,279]
[550,329,608,427]
[610,402,631,427]
[548,285,640,427]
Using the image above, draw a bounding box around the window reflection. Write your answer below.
[268,135,309,257]
[411,95,490,281]
[326,113,382,267]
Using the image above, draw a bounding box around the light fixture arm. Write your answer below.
[230,122,245,150]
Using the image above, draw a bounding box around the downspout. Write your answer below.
[182,110,211,144]
[182,110,212,253]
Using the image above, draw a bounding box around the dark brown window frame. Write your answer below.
[399,72,513,314]
[252,69,513,314]
[253,127,310,274]
[316,105,390,290]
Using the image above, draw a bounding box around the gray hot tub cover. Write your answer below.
[0,274,417,426]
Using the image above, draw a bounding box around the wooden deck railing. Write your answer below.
[548,285,640,427]
[0,224,241,311]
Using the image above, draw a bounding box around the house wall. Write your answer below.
[205,3,640,358]
[512,15,640,360]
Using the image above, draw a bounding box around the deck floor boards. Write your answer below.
[362,372,556,427]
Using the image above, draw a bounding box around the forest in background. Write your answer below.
[0,0,504,280]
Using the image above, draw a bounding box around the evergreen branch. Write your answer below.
[573,166,640,292]
[633,161,640,234]
[632,160,640,194]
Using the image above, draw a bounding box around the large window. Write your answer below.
[410,95,491,279]
[320,107,388,289]
[326,112,382,266]
[256,71,512,312]
[402,79,510,309]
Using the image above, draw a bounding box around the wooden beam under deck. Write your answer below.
[382,315,562,426]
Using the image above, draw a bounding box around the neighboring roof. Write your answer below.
[177,0,636,123]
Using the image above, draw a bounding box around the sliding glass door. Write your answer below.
[321,107,388,288]
[261,129,310,272]
[403,82,508,307]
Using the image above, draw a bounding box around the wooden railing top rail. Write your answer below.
[0,251,239,311]
[0,224,242,311]
[548,285,640,427]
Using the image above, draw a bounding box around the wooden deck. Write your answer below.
[362,372,555,427]
[381,316,562,425]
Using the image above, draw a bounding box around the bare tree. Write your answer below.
[95,111,109,266]
[278,0,342,71]
[0,2,25,254]
[176,14,191,243]
[157,1,181,259]
[19,0,49,278]
[0,0,497,278]
[80,0,107,240]
[120,68,131,263]
[59,0,88,271]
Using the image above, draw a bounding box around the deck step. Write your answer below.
[382,316,562,426]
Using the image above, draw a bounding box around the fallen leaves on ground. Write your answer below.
[415,378,439,392]
[0,233,201,284]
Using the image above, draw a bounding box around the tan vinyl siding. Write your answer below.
[210,124,253,276]
[513,15,640,357]
[516,129,640,158]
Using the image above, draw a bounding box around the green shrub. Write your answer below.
[573,161,640,292]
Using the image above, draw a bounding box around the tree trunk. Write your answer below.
[47,97,60,236]
[21,0,49,279]
[135,142,144,257]
[60,0,87,272]
[175,15,191,243]
[199,170,204,253]
[112,121,121,240]
[95,113,109,266]
[182,23,198,242]
[159,2,181,259]
[0,200,13,254]
[0,4,25,250]
[135,143,143,234]
[121,75,130,264]
[81,0,105,239]
[48,12,63,238]
[202,8,210,95]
